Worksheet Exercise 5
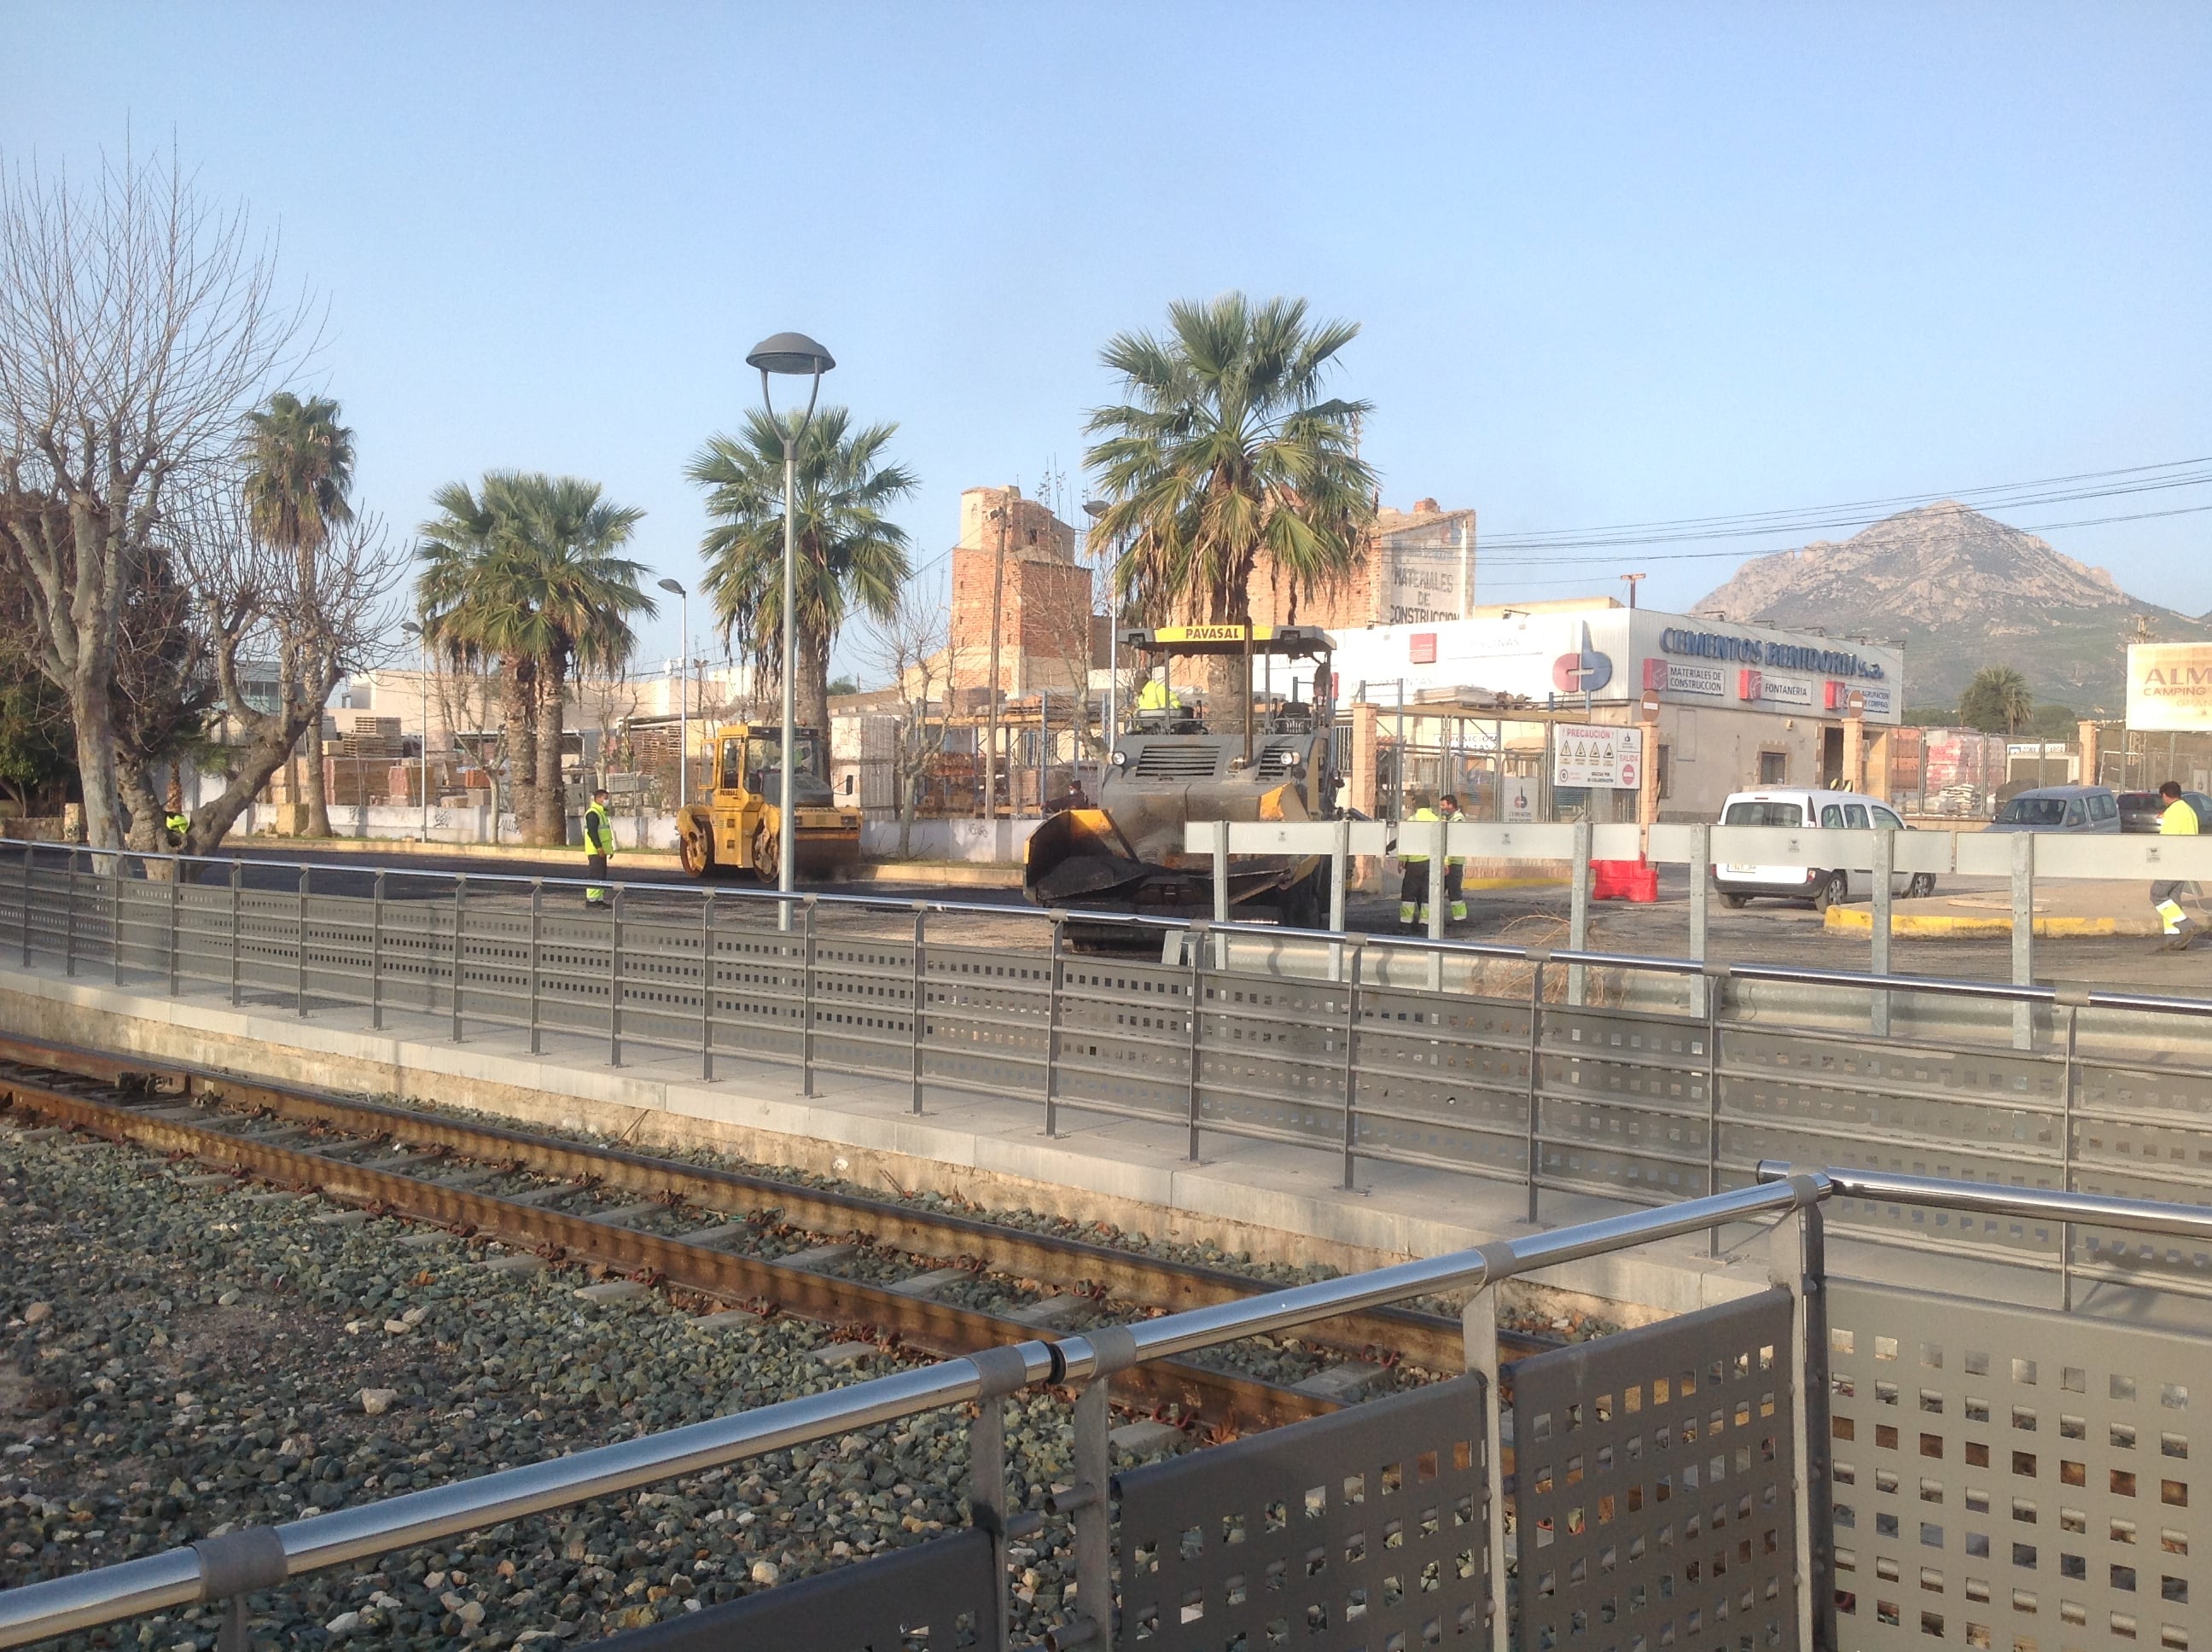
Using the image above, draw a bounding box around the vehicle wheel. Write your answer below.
[1812,870,1848,911]
[678,825,715,878]
[751,823,779,885]
[1906,872,1936,899]
[1278,871,1326,931]
[1720,893,1750,910]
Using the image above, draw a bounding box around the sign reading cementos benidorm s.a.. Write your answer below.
[1656,625,1888,681]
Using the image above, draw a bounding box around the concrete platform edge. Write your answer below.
[0,963,1768,1321]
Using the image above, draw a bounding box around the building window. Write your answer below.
[1657,743,1673,800]
[1759,750,1789,786]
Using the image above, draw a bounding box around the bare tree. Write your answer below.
[429,653,502,822]
[865,577,955,859]
[0,143,313,848]
[176,477,403,853]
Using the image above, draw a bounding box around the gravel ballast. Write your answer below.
[0,1124,1109,1650]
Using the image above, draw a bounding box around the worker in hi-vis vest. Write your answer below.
[1437,792,1470,923]
[1399,802,1441,928]
[584,787,614,908]
[2151,779,2200,951]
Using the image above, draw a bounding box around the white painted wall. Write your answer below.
[860,817,1039,862]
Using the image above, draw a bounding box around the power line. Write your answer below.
[1469,455,2212,552]
[1399,497,2212,569]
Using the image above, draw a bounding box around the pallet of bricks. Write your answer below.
[325,715,403,806]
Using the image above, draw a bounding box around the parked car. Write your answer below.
[1986,784,2120,834]
[2116,789,2212,833]
[1711,789,1936,910]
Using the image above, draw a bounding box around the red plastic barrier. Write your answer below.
[1591,858,1659,903]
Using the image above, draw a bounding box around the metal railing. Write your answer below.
[9,840,2212,1301]
[3,1171,2209,1649]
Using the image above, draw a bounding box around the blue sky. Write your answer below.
[3,3,2206,678]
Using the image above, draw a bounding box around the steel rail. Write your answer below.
[0,1025,1483,1370]
[0,1063,1337,1435]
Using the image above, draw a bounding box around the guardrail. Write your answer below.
[3,1171,2208,1651]
[1195,817,2212,1042]
[7,840,2212,1302]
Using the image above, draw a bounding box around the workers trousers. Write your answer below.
[1398,861,1430,928]
[2152,878,2195,948]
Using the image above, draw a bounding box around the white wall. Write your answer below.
[860,817,1039,862]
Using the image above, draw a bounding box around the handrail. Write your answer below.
[11,1167,2212,1648]
[1757,1160,2212,1239]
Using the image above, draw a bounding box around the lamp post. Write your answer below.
[657,578,690,808]
[745,332,835,916]
[1083,499,1115,747]
[400,621,429,841]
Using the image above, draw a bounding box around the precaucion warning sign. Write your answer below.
[1553,724,1644,788]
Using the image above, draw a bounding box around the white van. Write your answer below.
[1713,789,1936,910]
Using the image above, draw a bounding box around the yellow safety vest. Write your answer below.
[1402,806,1441,863]
[584,803,614,854]
[1138,678,1175,711]
[2162,798,2200,835]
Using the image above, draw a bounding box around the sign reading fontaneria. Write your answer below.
[1657,626,1888,681]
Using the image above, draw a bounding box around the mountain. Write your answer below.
[1691,501,2211,715]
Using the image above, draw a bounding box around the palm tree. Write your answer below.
[416,476,541,833]
[502,476,653,845]
[243,392,356,836]
[415,473,651,846]
[1960,664,2035,735]
[689,407,916,731]
[1084,294,1377,707]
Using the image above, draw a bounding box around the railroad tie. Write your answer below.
[672,1222,750,1247]
[586,1201,666,1228]
[777,1242,857,1271]
[506,1184,581,1207]
[885,1267,969,1300]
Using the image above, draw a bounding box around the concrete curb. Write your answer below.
[233,835,672,864]
[224,835,1025,887]
[1824,905,2157,938]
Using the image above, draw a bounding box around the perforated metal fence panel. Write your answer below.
[1511,1288,1802,1652]
[585,1527,995,1650]
[1825,1281,2207,1652]
[1115,1370,1493,1651]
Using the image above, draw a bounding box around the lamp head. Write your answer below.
[745,332,835,375]
[656,578,687,597]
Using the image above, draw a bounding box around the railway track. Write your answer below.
[0,1030,1559,1437]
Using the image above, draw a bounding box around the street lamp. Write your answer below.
[656,578,690,808]
[1084,499,1115,747]
[746,330,835,915]
[399,621,429,841]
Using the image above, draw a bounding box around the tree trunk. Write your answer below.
[796,627,830,736]
[534,657,568,847]
[303,715,332,835]
[180,665,345,858]
[502,656,538,842]
[67,667,125,851]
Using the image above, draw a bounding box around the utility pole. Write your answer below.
[1621,572,1645,609]
[984,497,1011,822]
